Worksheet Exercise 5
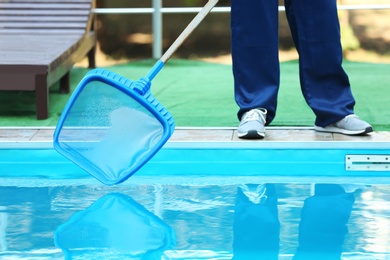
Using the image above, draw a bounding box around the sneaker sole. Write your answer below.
[238,130,265,139]
[314,125,373,135]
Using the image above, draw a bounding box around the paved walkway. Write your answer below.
[1,127,389,184]
[0,127,389,144]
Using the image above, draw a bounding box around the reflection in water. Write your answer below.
[232,184,356,260]
[54,192,176,259]
[1,182,390,259]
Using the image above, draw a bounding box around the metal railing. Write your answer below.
[93,3,390,59]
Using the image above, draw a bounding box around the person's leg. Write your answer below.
[231,0,280,123]
[284,0,355,127]
[293,184,355,260]
[232,184,280,260]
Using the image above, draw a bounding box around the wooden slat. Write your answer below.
[0,22,88,28]
[4,0,91,2]
[0,29,86,34]
[0,3,91,9]
[0,35,87,64]
[0,10,90,16]
[0,16,88,22]
[0,1,92,32]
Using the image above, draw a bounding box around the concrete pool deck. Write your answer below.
[1,127,390,183]
[0,127,390,143]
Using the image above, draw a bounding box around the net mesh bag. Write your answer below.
[54,69,174,185]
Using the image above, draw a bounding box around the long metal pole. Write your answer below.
[93,5,390,14]
[152,0,162,59]
[92,4,390,59]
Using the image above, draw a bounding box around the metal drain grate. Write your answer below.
[346,155,390,171]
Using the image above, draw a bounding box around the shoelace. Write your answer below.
[242,109,266,123]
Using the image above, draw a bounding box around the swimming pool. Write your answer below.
[2,178,390,259]
[1,128,390,259]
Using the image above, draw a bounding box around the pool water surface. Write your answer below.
[1,178,390,259]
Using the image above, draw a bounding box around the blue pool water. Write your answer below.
[1,177,390,259]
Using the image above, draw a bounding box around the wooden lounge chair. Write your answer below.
[0,0,96,120]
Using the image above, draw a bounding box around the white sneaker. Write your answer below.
[237,108,267,139]
[238,184,268,204]
[314,114,373,135]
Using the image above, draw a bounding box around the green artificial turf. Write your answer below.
[0,59,389,130]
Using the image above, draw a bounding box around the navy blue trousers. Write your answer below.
[232,184,354,260]
[231,0,356,127]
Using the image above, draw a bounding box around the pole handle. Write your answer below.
[160,0,219,63]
